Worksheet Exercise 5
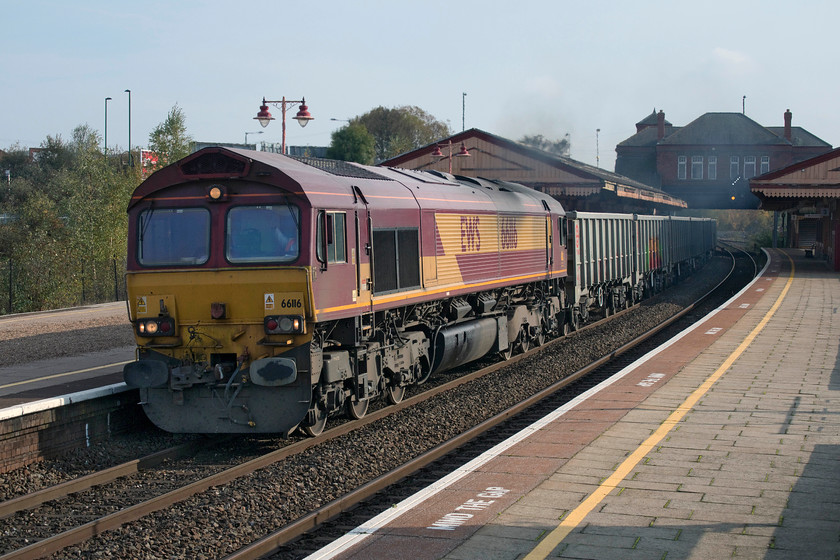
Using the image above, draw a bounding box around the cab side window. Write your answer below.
[317,211,347,264]
[558,217,568,246]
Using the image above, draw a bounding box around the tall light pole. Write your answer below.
[462,92,466,132]
[104,97,112,162]
[254,96,313,154]
[125,89,133,166]
[596,128,601,168]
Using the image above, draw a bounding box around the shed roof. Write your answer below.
[381,128,685,209]
[750,146,840,207]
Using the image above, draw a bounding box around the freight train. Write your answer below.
[123,147,716,436]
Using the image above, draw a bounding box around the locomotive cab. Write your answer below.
[124,149,320,435]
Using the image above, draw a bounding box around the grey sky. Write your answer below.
[2,0,834,170]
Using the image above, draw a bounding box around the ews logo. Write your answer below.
[460,216,481,252]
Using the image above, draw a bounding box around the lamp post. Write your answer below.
[596,128,600,168]
[245,131,263,146]
[254,96,313,155]
[124,89,133,167]
[431,139,470,174]
[462,92,466,132]
[104,97,112,162]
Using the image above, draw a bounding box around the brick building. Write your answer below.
[615,110,831,209]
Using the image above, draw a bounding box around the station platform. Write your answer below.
[313,248,840,560]
[0,302,133,420]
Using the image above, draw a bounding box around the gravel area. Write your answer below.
[0,303,134,367]
[0,255,741,559]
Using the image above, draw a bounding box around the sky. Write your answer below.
[2,0,838,172]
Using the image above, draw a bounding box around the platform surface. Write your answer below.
[314,249,840,560]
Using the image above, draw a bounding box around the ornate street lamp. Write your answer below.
[254,96,313,154]
[431,139,470,174]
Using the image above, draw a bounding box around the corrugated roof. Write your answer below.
[380,128,686,208]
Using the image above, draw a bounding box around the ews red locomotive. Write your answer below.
[123,147,714,436]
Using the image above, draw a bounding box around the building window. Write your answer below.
[744,156,756,179]
[691,156,703,180]
[708,156,717,180]
[677,156,686,180]
[760,156,770,175]
[730,156,739,179]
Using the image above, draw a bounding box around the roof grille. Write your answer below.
[291,156,391,180]
[180,152,247,176]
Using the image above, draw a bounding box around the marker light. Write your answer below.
[137,317,176,337]
[207,185,226,201]
[264,315,304,334]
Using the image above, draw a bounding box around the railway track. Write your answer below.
[255,247,758,560]
[0,250,755,559]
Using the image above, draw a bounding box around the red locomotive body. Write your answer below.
[123,148,714,435]
[124,148,569,435]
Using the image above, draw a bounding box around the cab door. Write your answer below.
[352,186,373,314]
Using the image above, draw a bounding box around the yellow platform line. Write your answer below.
[0,361,132,390]
[524,251,795,559]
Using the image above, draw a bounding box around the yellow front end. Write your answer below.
[124,267,317,434]
[128,267,313,361]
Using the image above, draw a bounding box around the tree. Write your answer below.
[354,106,451,163]
[148,104,193,169]
[0,124,140,313]
[519,134,570,157]
[326,123,376,164]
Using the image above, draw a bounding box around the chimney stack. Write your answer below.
[657,110,665,140]
[784,109,792,141]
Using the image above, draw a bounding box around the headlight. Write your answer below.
[137,317,175,337]
[264,315,304,334]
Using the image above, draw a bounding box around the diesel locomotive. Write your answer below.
[123,147,715,436]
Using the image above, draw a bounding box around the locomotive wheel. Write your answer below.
[346,397,369,420]
[301,407,328,437]
[499,344,514,361]
[387,384,406,405]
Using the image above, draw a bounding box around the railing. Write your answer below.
[0,256,127,315]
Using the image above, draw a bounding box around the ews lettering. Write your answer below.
[460,216,481,252]
[500,217,518,249]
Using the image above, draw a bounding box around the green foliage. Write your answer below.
[148,104,193,169]
[326,123,376,164]
[0,108,181,314]
[682,209,775,250]
[353,106,451,163]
